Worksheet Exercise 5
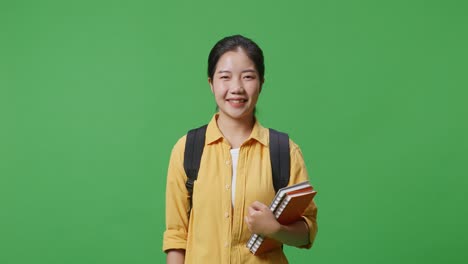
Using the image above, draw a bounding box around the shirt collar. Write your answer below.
[205,114,269,147]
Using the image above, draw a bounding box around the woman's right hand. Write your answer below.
[166,249,185,264]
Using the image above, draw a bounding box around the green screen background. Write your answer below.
[1,0,467,263]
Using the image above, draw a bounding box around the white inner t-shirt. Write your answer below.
[230,148,240,207]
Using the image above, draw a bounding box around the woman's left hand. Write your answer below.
[244,201,280,237]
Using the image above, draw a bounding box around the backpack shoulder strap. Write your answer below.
[269,128,290,193]
[184,124,208,207]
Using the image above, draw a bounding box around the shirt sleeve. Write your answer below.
[163,136,190,252]
[288,140,318,249]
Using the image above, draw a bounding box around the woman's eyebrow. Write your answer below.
[217,69,256,74]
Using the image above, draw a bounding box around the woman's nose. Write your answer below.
[230,78,244,93]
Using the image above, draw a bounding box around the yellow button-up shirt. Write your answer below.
[163,115,318,263]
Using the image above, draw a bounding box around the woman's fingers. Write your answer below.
[248,205,257,216]
[250,201,268,211]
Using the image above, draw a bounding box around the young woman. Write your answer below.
[163,35,318,264]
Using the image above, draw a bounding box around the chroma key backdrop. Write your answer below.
[1,0,467,263]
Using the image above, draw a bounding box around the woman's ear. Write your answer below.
[260,78,265,93]
[208,78,214,93]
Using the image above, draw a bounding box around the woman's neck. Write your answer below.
[217,113,254,149]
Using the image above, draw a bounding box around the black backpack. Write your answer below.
[183,125,290,209]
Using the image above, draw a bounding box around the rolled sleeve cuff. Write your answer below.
[298,216,318,249]
[163,229,188,252]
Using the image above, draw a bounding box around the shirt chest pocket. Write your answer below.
[191,173,225,212]
[191,150,231,212]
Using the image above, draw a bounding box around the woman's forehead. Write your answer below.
[216,50,256,71]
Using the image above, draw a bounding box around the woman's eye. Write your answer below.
[244,75,254,80]
[220,76,229,79]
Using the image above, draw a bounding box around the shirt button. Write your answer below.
[225,212,229,218]
[225,242,229,248]
[225,184,230,189]
[225,160,230,165]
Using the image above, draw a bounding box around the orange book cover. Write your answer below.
[276,190,316,223]
[247,181,312,249]
[252,189,316,255]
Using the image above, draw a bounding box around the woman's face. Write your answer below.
[209,48,262,122]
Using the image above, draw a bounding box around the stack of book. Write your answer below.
[246,181,316,255]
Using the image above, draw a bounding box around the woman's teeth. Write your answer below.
[229,99,246,103]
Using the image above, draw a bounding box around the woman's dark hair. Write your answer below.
[208,35,265,81]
